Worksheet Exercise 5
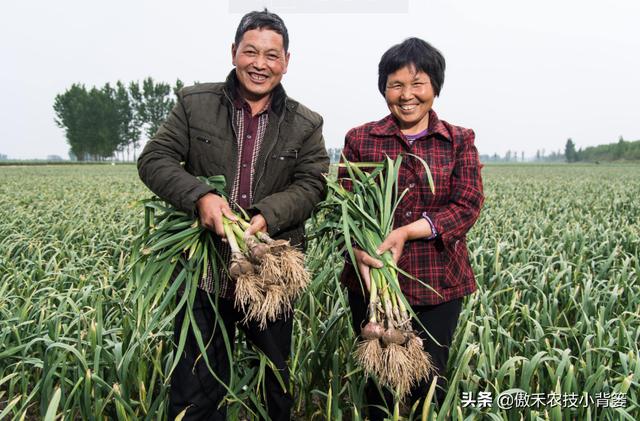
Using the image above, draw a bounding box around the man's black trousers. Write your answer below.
[168,288,293,421]
[349,291,463,420]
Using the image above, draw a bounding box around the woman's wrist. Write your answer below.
[402,218,433,241]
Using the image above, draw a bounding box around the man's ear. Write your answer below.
[283,51,291,74]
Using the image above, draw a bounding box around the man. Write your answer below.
[137,10,329,420]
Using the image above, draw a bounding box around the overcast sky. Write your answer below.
[1,0,639,160]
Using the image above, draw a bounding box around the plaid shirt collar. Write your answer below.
[370,109,452,144]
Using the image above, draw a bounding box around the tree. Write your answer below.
[130,77,175,140]
[89,84,121,160]
[54,84,92,160]
[173,78,184,97]
[55,83,135,161]
[614,136,627,160]
[115,81,139,161]
[56,78,182,161]
[565,138,577,162]
[129,77,182,159]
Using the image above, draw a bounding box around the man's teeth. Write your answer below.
[251,74,267,81]
[401,105,417,110]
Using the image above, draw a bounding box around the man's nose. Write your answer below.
[253,53,266,69]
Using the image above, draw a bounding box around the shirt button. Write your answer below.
[409,183,415,188]
[241,163,247,168]
[405,211,412,217]
[241,194,247,199]
[246,134,252,139]
[279,156,285,160]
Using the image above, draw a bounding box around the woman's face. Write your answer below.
[384,65,435,133]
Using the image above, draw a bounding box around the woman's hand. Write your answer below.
[355,219,433,291]
[376,218,434,263]
[376,227,410,264]
[354,248,383,292]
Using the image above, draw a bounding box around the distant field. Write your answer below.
[0,164,638,420]
[0,161,122,166]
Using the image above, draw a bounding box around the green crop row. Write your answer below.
[0,164,638,420]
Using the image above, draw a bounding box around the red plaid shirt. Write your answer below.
[339,110,484,305]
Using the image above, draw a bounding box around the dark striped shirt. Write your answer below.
[199,98,270,297]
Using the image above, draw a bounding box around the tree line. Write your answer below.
[54,78,183,161]
[565,137,640,163]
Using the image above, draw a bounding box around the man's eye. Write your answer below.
[245,51,257,56]
[267,54,279,60]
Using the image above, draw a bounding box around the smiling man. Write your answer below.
[137,9,329,421]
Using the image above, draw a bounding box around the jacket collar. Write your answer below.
[223,70,287,116]
[370,110,451,142]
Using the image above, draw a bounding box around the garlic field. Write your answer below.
[0,164,638,420]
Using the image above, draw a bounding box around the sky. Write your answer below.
[1,0,639,160]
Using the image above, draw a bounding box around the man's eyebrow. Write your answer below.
[241,44,282,54]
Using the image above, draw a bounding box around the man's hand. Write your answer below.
[376,226,410,264]
[196,193,236,237]
[245,214,268,237]
[354,248,383,292]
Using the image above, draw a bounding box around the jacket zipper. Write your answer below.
[253,100,287,196]
[222,88,240,200]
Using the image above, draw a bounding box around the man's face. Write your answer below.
[232,28,290,101]
[384,65,435,133]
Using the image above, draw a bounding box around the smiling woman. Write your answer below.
[339,37,484,419]
[384,67,435,134]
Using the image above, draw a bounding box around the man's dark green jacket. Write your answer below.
[137,71,330,247]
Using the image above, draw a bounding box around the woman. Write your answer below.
[339,37,484,418]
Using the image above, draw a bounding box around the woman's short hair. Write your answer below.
[378,37,446,96]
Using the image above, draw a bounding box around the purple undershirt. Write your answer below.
[404,128,429,145]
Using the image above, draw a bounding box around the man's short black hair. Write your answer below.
[378,38,446,96]
[235,9,289,52]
